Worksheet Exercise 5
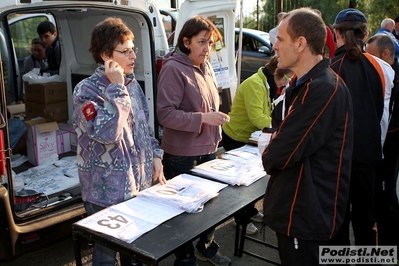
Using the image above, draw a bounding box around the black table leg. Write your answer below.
[72,229,83,266]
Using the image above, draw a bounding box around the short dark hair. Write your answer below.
[367,34,395,61]
[31,37,45,48]
[284,8,326,55]
[37,20,57,35]
[394,16,399,23]
[89,17,134,64]
[176,15,222,55]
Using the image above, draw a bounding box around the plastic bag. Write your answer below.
[22,68,62,84]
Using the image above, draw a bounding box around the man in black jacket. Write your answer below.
[366,34,399,256]
[262,8,353,265]
[330,9,394,247]
[37,20,61,75]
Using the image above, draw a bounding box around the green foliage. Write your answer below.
[357,0,398,34]
[238,0,399,39]
[9,15,48,58]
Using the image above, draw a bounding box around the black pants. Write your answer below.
[374,131,399,255]
[221,129,246,152]
[276,233,327,266]
[330,162,377,245]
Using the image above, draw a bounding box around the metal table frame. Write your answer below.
[73,176,277,266]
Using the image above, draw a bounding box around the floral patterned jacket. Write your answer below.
[73,66,163,207]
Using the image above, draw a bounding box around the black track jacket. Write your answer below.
[330,46,386,163]
[262,59,354,241]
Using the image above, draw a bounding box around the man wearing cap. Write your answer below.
[262,8,353,265]
[330,8,394,246]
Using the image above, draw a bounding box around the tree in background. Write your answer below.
[357,0,398,35]
[238,0,399,38]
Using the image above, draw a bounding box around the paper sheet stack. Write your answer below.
[191,145,265,186]
[75,174,228,243]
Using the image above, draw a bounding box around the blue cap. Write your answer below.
[334,8,367,24]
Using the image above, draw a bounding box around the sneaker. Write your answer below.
[250,211,264,223]
[196,251,231,266]
[245,222,258,234]
[233,221,258,235]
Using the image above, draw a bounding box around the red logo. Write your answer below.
[82,102,97,121]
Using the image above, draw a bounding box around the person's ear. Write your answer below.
[100,52,110,62]
[183,37,190,48]
[297,36,306,52]
[382,49,391,61]
[362,30,369,42]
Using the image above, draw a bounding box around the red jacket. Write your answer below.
[325,26,336,58]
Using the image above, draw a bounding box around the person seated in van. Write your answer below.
[37,21,61,75]
[6,108,26,155]
[22,37,48,75]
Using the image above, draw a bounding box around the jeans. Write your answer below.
[8,118,25,149]
[84,202,142,266]
[162,153,219,266]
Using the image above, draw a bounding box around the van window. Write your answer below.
[9,14,50,59]
[5,14,53,103]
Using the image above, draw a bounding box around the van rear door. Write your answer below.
[175,0,238,111]
[0,1,163,260]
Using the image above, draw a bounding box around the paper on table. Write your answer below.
[222,144,261,161]
[191,158,264,186]
[137,174,228,213]
[75,201,173,243]
[75,174,227,243]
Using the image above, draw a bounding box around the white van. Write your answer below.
[0,0,237,261]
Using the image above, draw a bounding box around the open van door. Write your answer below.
[175,0,238,113]
[0,0,167,260]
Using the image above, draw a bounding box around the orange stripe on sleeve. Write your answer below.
[363,53,385,100]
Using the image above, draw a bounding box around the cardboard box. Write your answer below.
[25,101,68,122]
[25,82,67,104]
[56,130,71,154]
[25,118,59,165]
[58,123,77,152]
[7,104,25,115]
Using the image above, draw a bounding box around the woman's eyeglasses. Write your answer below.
[114,47,139,57]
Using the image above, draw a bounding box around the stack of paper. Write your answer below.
[75,196,184,243]
[20,156,79,196]
[191,146,265,186]
[75,174,228,243]
[248,130,262,143]
[137,174,227,213]
[221,144,261,162]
